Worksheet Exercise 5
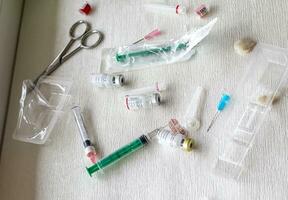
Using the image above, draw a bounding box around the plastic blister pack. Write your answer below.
[13,76,72,144]
[100,18,217,73]
[214,43,288,179]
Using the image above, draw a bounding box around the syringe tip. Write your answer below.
[87,151,98,164]
[86,146,98,163]
[144,29,161,40]
[206,127,211,133]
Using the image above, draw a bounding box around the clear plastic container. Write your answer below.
[214,43,288,179]
[13,76,72,144]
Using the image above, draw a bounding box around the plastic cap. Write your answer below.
[85,146,98,163]
[113,74,125,87]
[176,5,187,14]
[155,82,166,92]
[79,3,92,15]
[195,4,209,17]
[217,93,231,111]
[186,118,201,132]
[182,138,194,152]
[144,29,161,40]
[152,93,161,105]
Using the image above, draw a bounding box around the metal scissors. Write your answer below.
[34,20,103,85]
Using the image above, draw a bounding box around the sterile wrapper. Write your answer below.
[100,18,217,73]
[13,76,72,144]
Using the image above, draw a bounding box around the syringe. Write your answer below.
[86,127,162,176]
[116,42,188,63]
[206,92,231,132]
[72,106,98,164]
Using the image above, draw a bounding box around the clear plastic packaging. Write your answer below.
[214,43,288,179]
[13,76,72,144]
[100,18,218,73]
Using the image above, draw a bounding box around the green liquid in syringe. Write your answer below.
[116,42,188,63]
[86,135,149,176]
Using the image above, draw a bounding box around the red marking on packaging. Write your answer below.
[176,4,180,14]
[156,82,160,92]
[125,96,130,110]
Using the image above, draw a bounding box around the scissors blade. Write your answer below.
[33,60,61,85]
[33,38,75,84]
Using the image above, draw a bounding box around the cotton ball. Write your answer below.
[234,38,257,56]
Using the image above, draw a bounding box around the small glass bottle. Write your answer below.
[125,93,161,110]
[144,3,187,15]
[91,73,124,88]
[157,129,193,152]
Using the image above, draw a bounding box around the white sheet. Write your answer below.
[0,0,288,199]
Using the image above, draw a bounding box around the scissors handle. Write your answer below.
[32,38,74,85]
[60,30,104,62]
[33,21,103,85]
[69,20,90,40]
[80,30,104,49]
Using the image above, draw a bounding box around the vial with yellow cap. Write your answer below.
[157,129,193,152]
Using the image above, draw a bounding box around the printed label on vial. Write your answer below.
[126,96,146,110]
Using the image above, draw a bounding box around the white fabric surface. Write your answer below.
[1,0,288,199]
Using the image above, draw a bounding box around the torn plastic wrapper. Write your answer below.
[100,18,218,73]
[13,76,72,144]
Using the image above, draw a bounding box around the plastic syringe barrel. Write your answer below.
[86,135,149,176]
[116,43,188,62]
[72,106,91,147]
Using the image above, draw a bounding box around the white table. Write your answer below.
[1,0,288,199]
